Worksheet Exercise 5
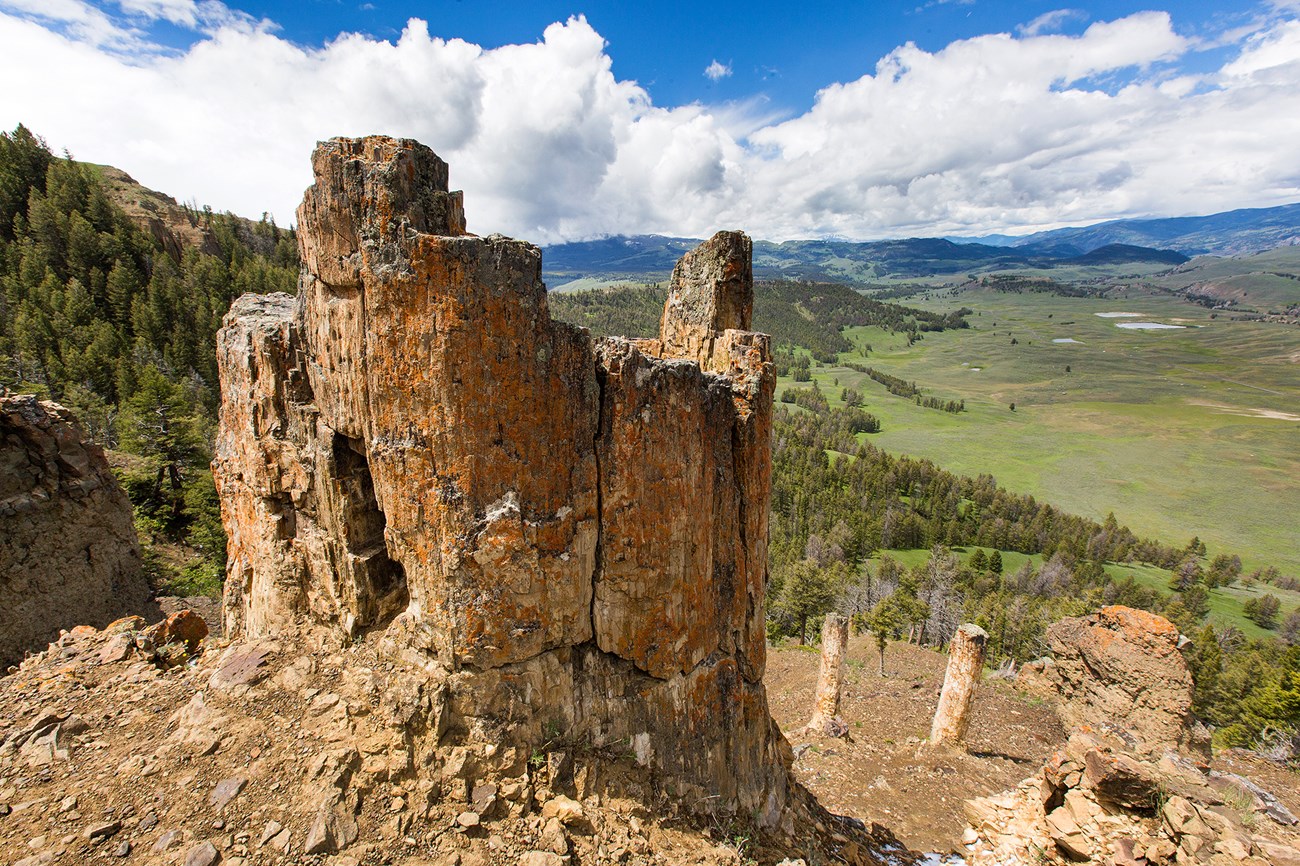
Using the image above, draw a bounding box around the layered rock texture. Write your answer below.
[213,136,789,824]
[1018,606,1204,757]
[967,606,1299,865]
[0,394,146,667]
[963,729,1300,866]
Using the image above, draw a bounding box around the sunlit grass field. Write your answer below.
[780,285,1300,577]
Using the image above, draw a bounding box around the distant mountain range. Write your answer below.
[956,202,1300,258]
[542,202,1299,286]
[542,234,1192,286]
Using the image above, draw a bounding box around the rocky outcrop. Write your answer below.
[213,136,791,827]
[963,729,1300,866]
[0,394,147,667]
[1017,606,1204,757]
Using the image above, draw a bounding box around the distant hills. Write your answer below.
[542,234,1192,286]
[543,201,1300,287]
[956,202,1300,258]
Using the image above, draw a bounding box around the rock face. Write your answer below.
[0,394,147,667]
[213,136,789,824]
[1020,606,1203,757]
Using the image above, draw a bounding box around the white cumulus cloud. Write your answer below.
[0,6,1297,243]
[704,59,732,81]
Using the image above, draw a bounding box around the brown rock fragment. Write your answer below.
[183,841,221,866]
[144,610,209,653]
[1083,749,1161,811]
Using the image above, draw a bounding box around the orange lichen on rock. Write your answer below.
[213,136,789,826]
[1022,605,1205,757]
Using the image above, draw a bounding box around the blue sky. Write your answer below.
[66,1,1275,111]
[1,1,1297,242]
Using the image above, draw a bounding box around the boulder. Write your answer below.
[0,395,148,666]
[1033,606,1203,756]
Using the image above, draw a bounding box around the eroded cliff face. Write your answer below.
[213,136,790,825]
[0,394,147,667]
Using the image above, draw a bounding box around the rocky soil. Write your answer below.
[767,635,1062,854]
[0,618,904,866]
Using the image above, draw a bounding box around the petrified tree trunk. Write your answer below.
[806,614,849,737]
[929,623,988,748]
[213,136,791,827]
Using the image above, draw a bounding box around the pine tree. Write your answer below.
[119,365,206,520]
[778,559,837,645]
[988,549,1003,575]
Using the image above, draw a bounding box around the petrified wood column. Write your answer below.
[806,614,849,737]
[215,136,791,827]
[930,623,988,747]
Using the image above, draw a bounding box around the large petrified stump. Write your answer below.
[213,136,790,824]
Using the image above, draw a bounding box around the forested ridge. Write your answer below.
[547,277,971,361]
[0,125,296,593]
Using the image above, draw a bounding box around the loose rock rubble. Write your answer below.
[962,728,1300,865]
[0,615,908,865]
[963,606,1300,864]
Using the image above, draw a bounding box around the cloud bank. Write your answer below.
[1,2,1298,242]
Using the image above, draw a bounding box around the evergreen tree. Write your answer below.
[1244,594,1282,630]
[119,365,206,519]
[988,549,1003,575]
[777,559,838,645]
[866,593,908,676]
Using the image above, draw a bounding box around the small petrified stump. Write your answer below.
[930,623,988,747]
[805,614,850,737]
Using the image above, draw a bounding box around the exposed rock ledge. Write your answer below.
[213,136,801,834]
[1,393,147,667]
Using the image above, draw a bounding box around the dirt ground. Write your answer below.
[765,634,1064,855]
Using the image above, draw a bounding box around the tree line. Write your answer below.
[0,125,296,594]
[841,361,965,413]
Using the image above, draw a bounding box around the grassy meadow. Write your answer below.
[781,285,1300,578]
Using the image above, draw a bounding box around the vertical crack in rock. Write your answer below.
[214,135,791,827]
[329,433,408,635]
